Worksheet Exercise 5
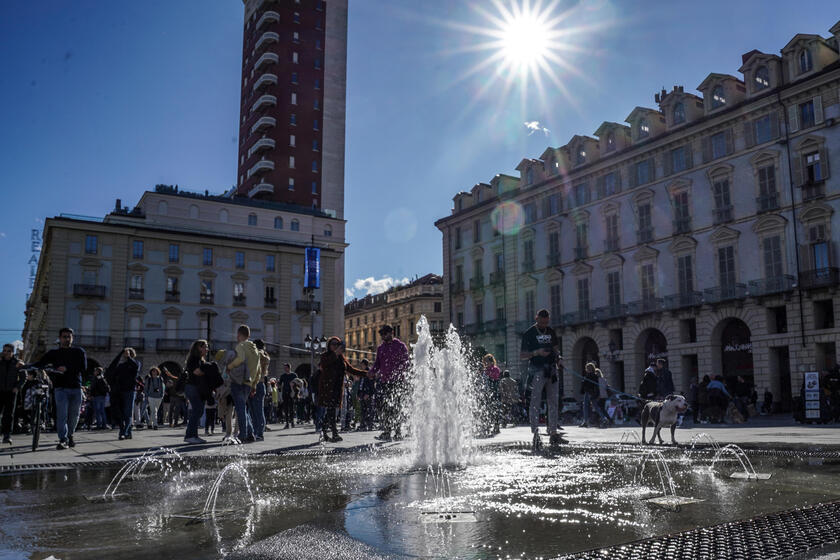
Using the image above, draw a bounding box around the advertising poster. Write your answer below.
[804,371,820,419]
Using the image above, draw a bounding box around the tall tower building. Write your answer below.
[238,0,347,219]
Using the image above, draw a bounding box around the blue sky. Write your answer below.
[0,1,837,339]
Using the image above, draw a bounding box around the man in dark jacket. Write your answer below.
[639,362,658,401]
[33,328,87,449]
[90,367,110,429]
[278,363,298,428]
[0,343,24,444]
[655,359,675,398]
[107,347,140,440]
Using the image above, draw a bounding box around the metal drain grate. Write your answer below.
[559,499,840,560]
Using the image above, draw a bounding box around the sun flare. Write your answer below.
[500,12,550,72]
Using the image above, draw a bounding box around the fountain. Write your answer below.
[634,449,702,508]
[709,444,771,480]
[202,461,256,518]
[97,447,183,500]
[619,430,643,446]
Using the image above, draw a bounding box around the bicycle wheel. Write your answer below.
[32,400,41,452]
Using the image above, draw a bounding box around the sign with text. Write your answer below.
[27,228,42,300]
[304,247,320,289]
[804,371,820,419]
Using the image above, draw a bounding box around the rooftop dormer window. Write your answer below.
[606,132,616,152]
[754,66,770,90]
[638,119,649,139]
[712,85,726,108]
[577,148,586,165]
[526,167,534,185]
[548,158,558,174]
[799,48,812,74]
[673,102,685,125]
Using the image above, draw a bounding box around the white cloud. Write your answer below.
[346,276,410,300]
[524,120,550,136]
[344,288,355,300]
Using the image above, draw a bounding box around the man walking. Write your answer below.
[654,358,674,399]
[107,347,140,440]
[278,363,297,428]
[0,343,24,444]
[226,325,260,443]
[33,327,87,449]
[520,309,567,449]
[370,325,409,442]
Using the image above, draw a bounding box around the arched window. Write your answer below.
[712,85,726,108]
[754,66,770,90]
[189,204,199,219]
[274,216,283,229]
[324,224,332,237]
[673,102,685,125]
[219,209,228,223]
[799,49,812,74]
[606,132,616,151]
[247,213,257,226]
[638,119,649,139]
[577,147,586,165]
[158,200,168,215]
[291,219,300,231]
[526,167,534,185]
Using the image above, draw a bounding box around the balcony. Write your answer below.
[663,291,703,310]
[254,51,279,71]
[200,293,214,304]
[672,217,692,235]
[165,290,180,302]
[521,259,535,273]
[594,304,627,321]
[73,284,106,298]
[748,275,796,297]
[247,158,274,179]
[250,94,277,113]
[802,181,825,202]
[604,236,620,252]
[248,182,274,197]
[548,252,562,267]
[713,205,733,225]
[250,116,276,135]
[704,283,747,304]
[756,193,779,213]
[637,227,653,244]
[128,288,144,300]
[255,31,280,51]
[450,282,465,296]
[296,300,321,313]
[627,297,664,315]
[799,268,840,290]
[489,271,505,286]
[264,297,277,308]
[469,277,484,291]
[247,137,275,158]
[563,309,595,326]
[123,337,145,351]
[76,336,110,350]
[233,294,247,307]
[156,338,193,352]
[574,246,588,261]
[252,73,278,92]
[256,10,280,30]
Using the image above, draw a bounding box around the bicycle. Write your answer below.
[20,367,54,452]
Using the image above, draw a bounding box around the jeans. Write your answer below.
[230,382,253,441]
[582,392,606,425]
[184,384,205,439]
[147,397,162,427]
[528,366,559,435]
[248,382,266,438]
[54,387,82,442]
[119,391,134,437]
[93,396,107,428]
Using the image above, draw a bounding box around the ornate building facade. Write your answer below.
[436,21,840,410]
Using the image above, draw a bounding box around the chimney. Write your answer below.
[115,199,121,212]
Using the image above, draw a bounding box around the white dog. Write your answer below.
[641,394,688,445]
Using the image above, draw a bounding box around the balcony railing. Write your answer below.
[713,205,734,225]
[604,236,620,252]
[704,283,747,304]
[250,94,277,113]
[200,293,214,304]
[233,294,247,306]
[254,52,279,71]
[256,10,280,30]
[128,288,144,300]
[489,271,505,286]
[156,338,193,352]
[627,297,664,315]
[253,73,278,92]
[548,252,562,266]
[594,304,626,321]
[802,181,826,202]
[165,290,180,302]
[248,182,274,197]
[248,137,275,158]
[663,291,703,310]
[296,300,321,313]
[672,217,692,234]
[255,31,280,51]
[521,259,535,272]
[637,227,653,244]
[123,337,145,351]
[247,158,274,179]
[264,297,277,308]
[756,193,779,213]
[250,116,276,135]
[73,284,106,298]
[563,309,594,326]
[748,275,796,297]
[469,277,484,291]
[799,267,840,290]
[450,282,464,295]
[76,335,110,350]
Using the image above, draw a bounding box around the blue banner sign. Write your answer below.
[304,247,320,289]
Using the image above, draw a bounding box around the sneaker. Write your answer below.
[264,426,272,432]
[184,437,206,444]
[56,441,68,450]
[255,436,264,441]
[2,436,11,445]
[549,433,569,446]
[67,436,75,448]
[284,423,290,429]
[331,434,343,443]
[118,435,125,440]
[244,435,256,443]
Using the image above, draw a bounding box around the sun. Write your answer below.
[500,11,550,73]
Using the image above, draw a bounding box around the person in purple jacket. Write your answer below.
[370,325,409,441]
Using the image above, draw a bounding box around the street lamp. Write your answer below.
[304,334,328,378]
